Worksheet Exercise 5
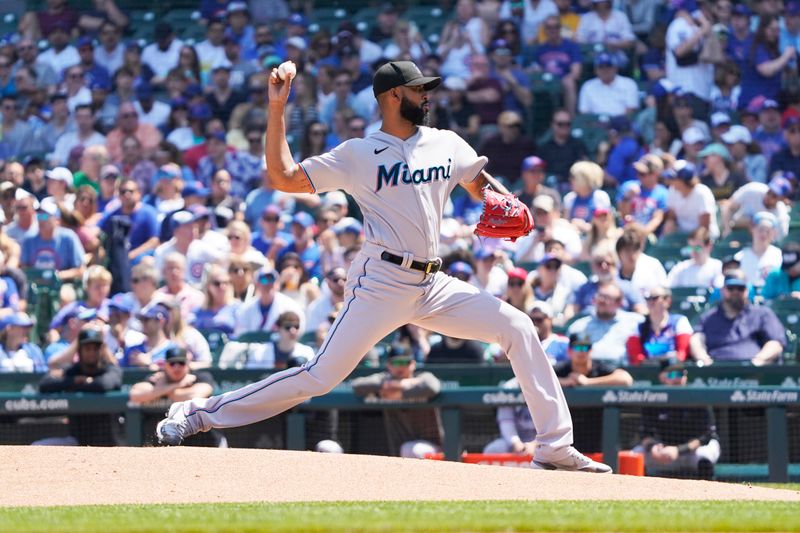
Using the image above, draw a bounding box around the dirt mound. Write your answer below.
[1,446,797,507]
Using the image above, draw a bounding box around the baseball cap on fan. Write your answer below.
[373,61,441,97]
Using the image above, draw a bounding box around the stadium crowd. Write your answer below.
[0,0,796,395]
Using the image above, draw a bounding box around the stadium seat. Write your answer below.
[235,330,275,344]
[198,329,229,365]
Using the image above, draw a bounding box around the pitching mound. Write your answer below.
[1,446,797,507]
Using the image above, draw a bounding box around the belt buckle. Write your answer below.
[426,258,442,274]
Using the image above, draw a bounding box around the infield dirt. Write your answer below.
[2,446,798,507]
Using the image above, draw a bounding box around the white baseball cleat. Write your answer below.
[156,402,191,446]
[531,445,613,473]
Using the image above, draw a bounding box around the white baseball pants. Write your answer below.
[181,243,574,449]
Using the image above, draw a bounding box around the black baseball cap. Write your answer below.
[373,61,441,97]
[78,328,104,346]
[164,345,188,363]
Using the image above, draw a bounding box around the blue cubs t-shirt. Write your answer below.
[532,40,582,77]
[21,227,85,270]
[629,183,668,226]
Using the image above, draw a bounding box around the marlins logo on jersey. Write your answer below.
[375,159,453,192]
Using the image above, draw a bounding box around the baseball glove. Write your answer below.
[474,188,535,242]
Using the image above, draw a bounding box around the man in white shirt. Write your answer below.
[51,104,107,166]
[37,22,80,75]
[576,0,635,59]
[233,268,305,336]
[94,21,125,75]
[142,22,184,82]
[500,0,558,45]
[578,52,639,116]
[196,18,228,76]
[667,227,724,288]
[734,212,783,287]
[153,211,226,287]
[665,5,714,101]
[664,161,720,238]
[615,228,667,295]
[133,84,171,129]
[722,175,792,240]
[514,194,582,263]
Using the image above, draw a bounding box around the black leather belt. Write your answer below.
[380,251,442,274]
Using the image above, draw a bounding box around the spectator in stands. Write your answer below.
[36,327,122,446]
[233,267,305,336]
[722,174,792,241]
[533,16,582,115]
[626,286,693,366]
[753,99,785,163]
[123,302,173,368]
[0,95,33,158]
[13,38,58,90]
[555,334,633,387]
[471,248,509,298]
[94,22,124,75]
[44,304,85,367]
[305,266,346,335]
[489,38,532,117]
[566,280,644,366]
[383,20,432,64]
[726,3,752,69]
[529,252,587,321]
[635,365,720,479]
[7,190,38,243]
[734,211,782,287]
[133,83,170,130]
[514,195,582,263]
[154,210,224,287]
[251,205,288,256]
[163,300,211,368]
[351,346,444,458]
[106,102,163,162]
[617,154,668,236]
[142,22,183,86]
[698,143,747,202]
[196,18,227,76]
[98,177,159,293]
[464,53,505,132]
[206,65,246,125]
[739,16,795,111]
[145,163,186,216]
[768,116,800,177]
[155,253,205,319]
[529,300,569,364]
[0,312,45,373]
[44,166,75,211]
[616,226,667,295]
[277,212,322,280]
[222,309,313,369]
[296,120,329,160]
[538,109,588,187]
[515,155,561,211]
[37,22,79,76]
[503,267,533,313]
[228,255,256,302]
[431,76,480,145]
[224,220,264,269]
[49,264,112,339]
[604,115,643,185]
[678,126,706,165]
[663,161,720,239]
[483,376,536,454]
[197,131,246,198]
[665,1,713,104]
[563,161,610,235]
[128,344,222,446]
[578,52,639,117]
[276,252,320,312]
[762,241,800,300]
[691,269,786,365]
[721,125,766,184]
[120,262,158,320]
[667,227,723,289]
[191,263,239,336]
[21,198,85,283]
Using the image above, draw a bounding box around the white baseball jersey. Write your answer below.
[300,127,487,260]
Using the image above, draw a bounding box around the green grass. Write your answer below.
[754,482,800,491]
[2,501,800,533]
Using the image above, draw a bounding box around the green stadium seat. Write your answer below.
[198,329,229,365]
[573,261,592,278]
[235,330,274,343]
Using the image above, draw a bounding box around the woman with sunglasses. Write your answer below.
[192,264,240,335]
[225,220,265,269]
[221,310,314,370]
[163,299,211,369]
[277,252,320,313]
[503,267,533,312]
[626,286,692,366]
[579,207,622,261]
[228,256,256,302]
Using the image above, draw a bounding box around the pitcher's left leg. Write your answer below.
[414,273,572,449]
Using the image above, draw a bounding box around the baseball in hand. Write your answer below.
[277,61,296,81]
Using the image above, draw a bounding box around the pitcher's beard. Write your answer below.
[400,96,428,126]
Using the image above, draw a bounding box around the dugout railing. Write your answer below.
[0,385,798,482]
